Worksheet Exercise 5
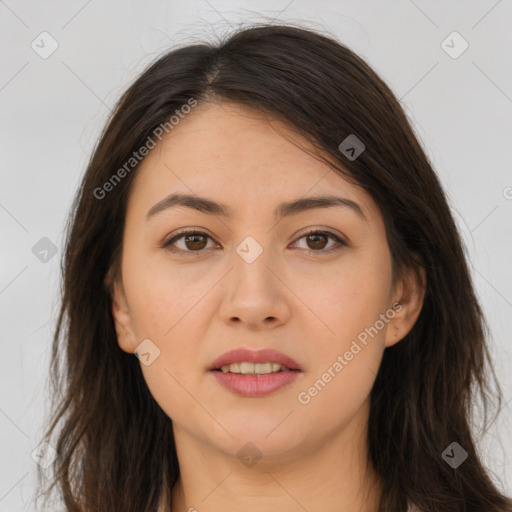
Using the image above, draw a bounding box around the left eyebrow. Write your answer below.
[146,193,368,222]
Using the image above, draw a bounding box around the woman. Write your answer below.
[36,23,512,512]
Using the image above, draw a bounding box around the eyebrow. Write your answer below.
[146,193,367,222]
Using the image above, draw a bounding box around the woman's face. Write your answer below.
[111,101,423,462]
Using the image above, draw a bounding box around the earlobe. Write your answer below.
[110,279,137,354]
[385,264,426,348]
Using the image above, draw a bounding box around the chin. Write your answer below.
[206,419,310,458]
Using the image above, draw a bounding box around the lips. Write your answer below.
[208,348,303,397]
[208,348,303,372]
[212,370,301,397]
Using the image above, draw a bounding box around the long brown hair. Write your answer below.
[35,23,512,511]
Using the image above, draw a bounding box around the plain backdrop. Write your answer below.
[1,1,511,510]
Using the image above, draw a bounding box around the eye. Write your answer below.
[161,228,347,256]
[162,229,218,255]
[292,229,347,255]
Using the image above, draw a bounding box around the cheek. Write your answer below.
[301,250,393,338]
[122,245,215,355]
[294,262,390,424]
[123,261,210,421]
[295,249,392,401]
[122,242,210,335]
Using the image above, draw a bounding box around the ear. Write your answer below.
[110,278,138,354]
[384,262,426,348]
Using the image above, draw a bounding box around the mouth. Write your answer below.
[208,347,303,372]
[212,362,301,375]
[208,348,303,397]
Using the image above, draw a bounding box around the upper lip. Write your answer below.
[209,348,303,371]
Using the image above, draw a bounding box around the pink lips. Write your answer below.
[209,348,303,398]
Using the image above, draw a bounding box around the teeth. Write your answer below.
[219,362,290,374]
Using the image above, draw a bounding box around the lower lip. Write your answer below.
[210,370,302,397]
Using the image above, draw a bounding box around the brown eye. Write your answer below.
[163,230,217,255]
[182,234,208,250]
[305,233,329,250]
[293,230,346,254]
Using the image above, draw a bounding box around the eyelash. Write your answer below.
[161,228,347,257]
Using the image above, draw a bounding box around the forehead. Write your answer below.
[126,101,378,224]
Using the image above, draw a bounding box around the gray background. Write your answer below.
[1,0,511,510]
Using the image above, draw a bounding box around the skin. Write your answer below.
[110,101,426,512]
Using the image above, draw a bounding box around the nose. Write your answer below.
[218,244,291,330]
